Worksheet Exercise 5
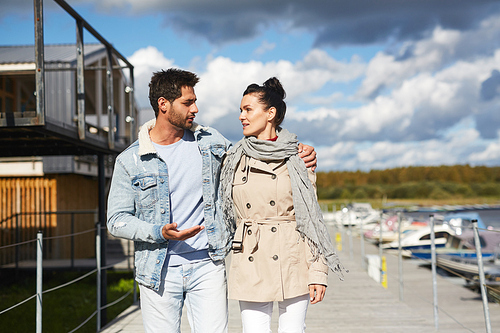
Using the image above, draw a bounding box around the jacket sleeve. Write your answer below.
[307,245,329,286]
[106,158,167,243]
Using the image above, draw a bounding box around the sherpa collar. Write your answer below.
[138,118,207,156]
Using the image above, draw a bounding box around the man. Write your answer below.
[107,68,317,333]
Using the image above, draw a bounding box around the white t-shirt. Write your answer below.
[152,130,209,266]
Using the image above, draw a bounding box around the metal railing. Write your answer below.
[32,0,138,145]
[0,221,137,333]
[330,208,498,333]
[0,210,98,268]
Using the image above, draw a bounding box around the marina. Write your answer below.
[101,220,500,333]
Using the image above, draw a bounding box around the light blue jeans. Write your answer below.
[139,259,228,333]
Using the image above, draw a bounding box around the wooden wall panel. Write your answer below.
[0,177,57,265]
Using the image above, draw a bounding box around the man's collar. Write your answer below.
[138,119,208,156]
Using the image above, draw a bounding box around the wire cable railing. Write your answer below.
[331,209,499,333]
[0,217,136,333]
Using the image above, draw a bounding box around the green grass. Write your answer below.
[0,270,136,333]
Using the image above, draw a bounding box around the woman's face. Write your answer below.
[239,93,274,139]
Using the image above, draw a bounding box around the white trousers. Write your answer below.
[139,260,227,333]
[239,294,309,333]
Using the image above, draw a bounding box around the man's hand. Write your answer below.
[162,223,204,241]
[309,284,326,304]
[298,143,317,171]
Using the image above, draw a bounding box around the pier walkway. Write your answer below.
[101,225,500,332]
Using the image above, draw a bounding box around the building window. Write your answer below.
[0,77,16,113]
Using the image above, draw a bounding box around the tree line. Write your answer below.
[316,165,500,200]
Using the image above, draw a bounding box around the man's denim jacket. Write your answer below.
[107,119,233,291]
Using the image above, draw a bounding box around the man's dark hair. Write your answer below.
[148,68,200,117]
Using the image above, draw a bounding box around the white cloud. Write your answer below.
[253,40,276,56]
[316,127,485,171]
[193,49,366,125]
[120,15,500,171]
[127,46,175,108]
[469,133,500,162]
[357,16,500,100]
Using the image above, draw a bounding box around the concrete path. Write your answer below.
[101,225,500,332]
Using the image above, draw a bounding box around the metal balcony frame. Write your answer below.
[33,0,137,147]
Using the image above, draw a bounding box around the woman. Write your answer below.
[221,77,345,332]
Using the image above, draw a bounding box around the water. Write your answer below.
[475,209,500,229]
[400,208,500,229]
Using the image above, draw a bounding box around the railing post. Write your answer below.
[98,154,107,326]
[127,239,131,271]
[106,47,115,149]
[34,0,46,126]
[397,212,404,301]
[15,213,20,270]
[76,18,85,140]
[472,220,492,333]
[36,231,43,333]
[71,212,75,269]
[347,209,353,260]
[96,222,101,332]
[360,212,366,270]
[128,66,137,142]
[133,270,138,303]
[430,215,439,330]
[379,211,383,284]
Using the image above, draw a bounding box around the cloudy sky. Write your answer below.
[2,0,500,171]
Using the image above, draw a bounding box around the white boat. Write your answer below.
[381,224,455,258]
[364,215,427,244]
[437,254,500,278]
[334,203,380,227]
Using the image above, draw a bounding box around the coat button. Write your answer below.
[271,174,276,180]
[270,200,275,206]
[248,256,254,262]
[248,229,252,235]
[271,227,277,232]
[156,259,160,264]
[242,176,247,182]
[160,178,164,183]
[273,255,278,261]
[246,203,251,209]
[161,208,165,214]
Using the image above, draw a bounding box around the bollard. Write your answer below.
[381,256,388,289]
[336,232,342,252]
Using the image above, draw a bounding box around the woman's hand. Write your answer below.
[309,284,326,304]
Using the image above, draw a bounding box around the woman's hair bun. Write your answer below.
[263,77,286,100]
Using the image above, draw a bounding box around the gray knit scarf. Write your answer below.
[221,128,346,279]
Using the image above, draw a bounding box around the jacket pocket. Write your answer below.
[210,145,226,158]
[133,175,158,208]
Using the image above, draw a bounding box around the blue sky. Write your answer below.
[2,0,500,171]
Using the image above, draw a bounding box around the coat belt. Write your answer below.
[231,216,296,253]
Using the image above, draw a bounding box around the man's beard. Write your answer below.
[168,110,193,130]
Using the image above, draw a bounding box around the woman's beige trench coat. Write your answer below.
[227,155,328,302]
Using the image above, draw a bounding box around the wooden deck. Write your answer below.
[101,225,500,332]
